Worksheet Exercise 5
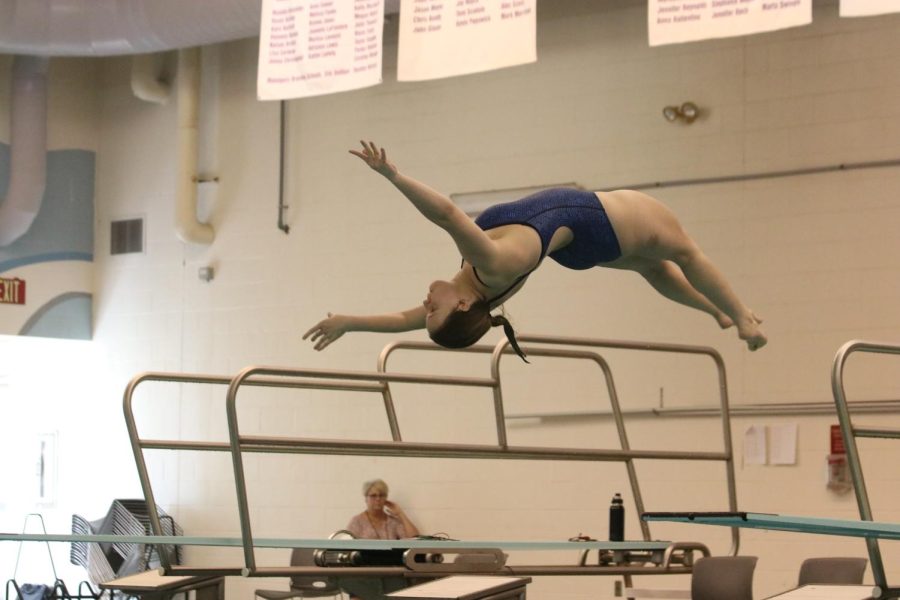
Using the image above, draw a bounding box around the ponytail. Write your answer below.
[429,301,529,363]
[489,314,529,363]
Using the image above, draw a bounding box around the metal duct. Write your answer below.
[131,53,170,104]
[0,56,49,247]
[0,0,260,57]
[174,47,214,245]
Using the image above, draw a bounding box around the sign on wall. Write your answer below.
[648,0,812,46]
[0,277,26,305]
[258,0,384,100]
[397,0,537,81]
[840,0,900,17]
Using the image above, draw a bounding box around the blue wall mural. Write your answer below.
[0,144,95,340]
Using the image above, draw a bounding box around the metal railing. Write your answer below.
[832,339,900,599]
[378,335,739,550]
[123,334,739,577]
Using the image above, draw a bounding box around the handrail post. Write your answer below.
[708,350,739,555]
[591,353,651,541]
[123,373,173,572]
[514,334,738,553]
[380,336,738,553]
[490,341,510,448]
[376,344,405,441]
[227,366,259,575]
[830,340,900,596]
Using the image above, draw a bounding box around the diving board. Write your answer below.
[0,531,708,579]
[0,532,674,552]
[641,511,900,541]
[641,510,896,599]
[639,339,900,600]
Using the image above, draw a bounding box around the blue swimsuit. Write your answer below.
[476,187,622,268]
[469,187,623,302]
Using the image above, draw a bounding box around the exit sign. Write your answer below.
[0,277,25,305]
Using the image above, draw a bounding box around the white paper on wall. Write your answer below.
[398,0,537,82]
[743,425,767,466]
[840,0,900,17]
[769,423,798,465]
[648,0,812,46]
[257,0,384,100]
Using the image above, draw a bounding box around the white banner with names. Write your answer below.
[398,0,537,82]
[648,0,811,46]
[258,0,384,100]
[840,0,900,17]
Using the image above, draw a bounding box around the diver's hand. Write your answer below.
[349,140,398,180]
[303,313,350,351]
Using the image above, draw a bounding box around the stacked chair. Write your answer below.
[70,500,183,586]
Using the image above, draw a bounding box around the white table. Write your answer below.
[99,570,225,600]
[387,576,531,600]
[764,585,875,599]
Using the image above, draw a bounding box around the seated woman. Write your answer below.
[304,141,766,360]
[347,479,420,539]
[337,480,420,600]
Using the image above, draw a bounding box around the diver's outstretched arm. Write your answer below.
[350,140,505,272]
[303,305,426,351]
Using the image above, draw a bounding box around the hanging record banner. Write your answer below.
[398,0,537,82]
[648,0,811,46]
[258,0,384,100]
[840,0,900,17]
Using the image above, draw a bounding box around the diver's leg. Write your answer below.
[615,194,766,350]
[613,257,734,329]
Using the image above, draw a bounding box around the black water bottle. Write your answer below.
[609,493,624,541]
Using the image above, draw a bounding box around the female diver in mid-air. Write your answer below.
[304,141,766,360]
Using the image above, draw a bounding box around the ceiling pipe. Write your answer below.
[131,53,171,104]
[0,55,49,247]
[174,47,214,245]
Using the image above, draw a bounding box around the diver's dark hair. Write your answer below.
[429,300,529,362]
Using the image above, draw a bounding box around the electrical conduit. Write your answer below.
[0,56,49,247]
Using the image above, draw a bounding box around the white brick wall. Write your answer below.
[4,0,900,598]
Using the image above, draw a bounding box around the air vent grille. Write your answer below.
[110,218,144,255]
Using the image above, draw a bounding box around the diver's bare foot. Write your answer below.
[745,333,767,351]
[738,313,767,351]
[716,313,734,329]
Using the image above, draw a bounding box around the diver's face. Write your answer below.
[423,280,464,334]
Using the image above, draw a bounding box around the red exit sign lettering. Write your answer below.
[0,277,26,305]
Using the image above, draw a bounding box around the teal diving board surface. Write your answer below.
[642,511,900,540]
[0,532,672,552]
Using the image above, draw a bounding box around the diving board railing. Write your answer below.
[642,339,900,600]
[121,334,738,577]
[832,339,900,599]
[377,335,739,547]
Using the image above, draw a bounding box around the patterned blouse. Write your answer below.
[346,512,409,539]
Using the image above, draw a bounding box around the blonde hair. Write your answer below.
[362,478,389,496]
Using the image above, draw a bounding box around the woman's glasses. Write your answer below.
[366,493,387,498]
